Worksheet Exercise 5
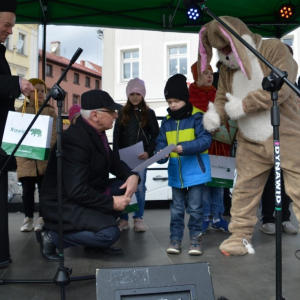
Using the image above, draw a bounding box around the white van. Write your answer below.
[145,106,172,201]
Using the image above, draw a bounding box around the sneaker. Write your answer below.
[202,220,211,234]
[20,217,34,232]
[260,223,275,235]
[34,217,44,232]
[211,218,230,233]
[118,219,130,231]
[188,236,203,256]
[167,240,181,254]
[282,221,298,234]
[133,218,146,232]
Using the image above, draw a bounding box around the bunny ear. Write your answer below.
[198,26,213,73]
[219,26,248,78]
[198,17,262,81]
[217,17,253,79]
[197,25,213,85]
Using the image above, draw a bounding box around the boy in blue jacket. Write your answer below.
[156,74,212,255]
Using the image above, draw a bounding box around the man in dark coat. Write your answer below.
[39,90,140,261]
[0,1,35,268]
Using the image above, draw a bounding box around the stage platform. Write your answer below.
[1,208,300,300]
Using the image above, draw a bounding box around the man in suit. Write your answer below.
[39,90,140,261]
[0,1,35,268]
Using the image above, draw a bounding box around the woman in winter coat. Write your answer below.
[16,78,57,232]
[113,78,159,232]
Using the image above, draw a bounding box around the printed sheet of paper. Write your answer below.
[131,193,137,205]
[119,141,145,169]
[132,143,176,172]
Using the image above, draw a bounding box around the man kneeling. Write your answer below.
[38,90,139,261]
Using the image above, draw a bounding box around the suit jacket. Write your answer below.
[40,116,136,232]
[0,44,20,171]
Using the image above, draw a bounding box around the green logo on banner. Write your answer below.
[30,128,42,137]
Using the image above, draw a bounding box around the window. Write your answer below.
[168,45,187,77]
[282,37,293,47]
[74,73,79,84]
[61,68,67,81]
[95,80,100,90]
[73,94,80,105]
[85,76,90,87]
[17,74,25,100]
[282,37,293,52]
[121,49,139,81]
[17,33,26,55]
[46,64,53,76]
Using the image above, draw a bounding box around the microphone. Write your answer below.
[226,56,229,60]
[70,48,83,65]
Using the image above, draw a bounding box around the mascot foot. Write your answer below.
[219,235,255,256]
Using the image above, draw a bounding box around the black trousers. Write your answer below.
[50,178,125,249]
[0,171,10,263]
[261,169,291,224]
[19,176,44,218]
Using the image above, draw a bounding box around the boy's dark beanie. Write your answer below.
[164,74,189,102]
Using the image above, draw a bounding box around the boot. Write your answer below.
[133,218,146,232]
[188,235,202,256]
[36,230,59,262]
[34,217,44,232]
[20,217,34,232]
[0,259,12,268]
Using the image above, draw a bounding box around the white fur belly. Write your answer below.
[231,62,273,142]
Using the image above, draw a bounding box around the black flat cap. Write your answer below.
[0,0,17,13]
[81,90,123,110]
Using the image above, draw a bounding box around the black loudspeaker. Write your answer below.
[96,263,215,300]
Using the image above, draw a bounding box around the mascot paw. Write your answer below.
[203,102,221,132]
[219,235,255,256]
[225,93,246,120]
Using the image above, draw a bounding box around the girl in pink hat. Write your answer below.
[113,78,159,232]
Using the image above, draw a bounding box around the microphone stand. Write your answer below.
[197,2,300,300]
[0,48,96,300]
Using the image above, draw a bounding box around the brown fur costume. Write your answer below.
[198,16,300,255]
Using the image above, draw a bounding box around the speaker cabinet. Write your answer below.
[96,263,215,300]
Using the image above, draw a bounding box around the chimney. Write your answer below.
[50,41,61,56]
[80,60,85,67]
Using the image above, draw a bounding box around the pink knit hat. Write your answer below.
[126,78,146,98]
[68,104,81,122]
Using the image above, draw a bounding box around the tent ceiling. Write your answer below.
[16,0,300,38]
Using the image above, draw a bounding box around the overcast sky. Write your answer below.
[38,25,103,66]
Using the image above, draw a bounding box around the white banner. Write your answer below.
[1,111,53,160]
[206,155,236,188]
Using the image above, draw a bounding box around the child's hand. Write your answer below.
[138,152,149,160]
[172,145,183,154]
[157,149,169,159]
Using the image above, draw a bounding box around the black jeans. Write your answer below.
[0,171,10,262]
[261,169,291,224]
[50,178,125,249]
[19,176,44,218]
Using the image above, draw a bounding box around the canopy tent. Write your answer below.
[16,0,300,38]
